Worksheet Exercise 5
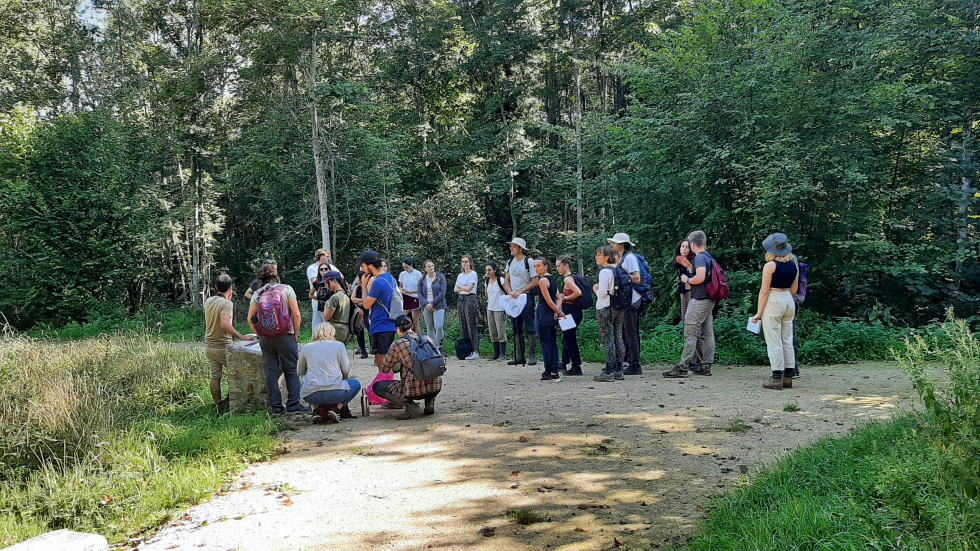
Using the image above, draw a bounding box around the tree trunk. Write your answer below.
[309,32,332,252]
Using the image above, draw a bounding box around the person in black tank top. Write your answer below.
[751,233,800,391]
[534,257,565,382]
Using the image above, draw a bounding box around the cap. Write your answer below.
[507,237,528,250]
[321,270,342,281]
[263,259,277,265]
[606,233,635,246]
[358,250,381,265]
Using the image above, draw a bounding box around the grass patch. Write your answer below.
[783,403,801,412]
[0,335,281,546]
[687,417,980,551]
[724,420,752,433]
[505,508,546,525]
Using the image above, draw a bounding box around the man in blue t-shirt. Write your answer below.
[359,250,398,369]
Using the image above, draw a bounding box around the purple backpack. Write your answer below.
[255,284,292,337]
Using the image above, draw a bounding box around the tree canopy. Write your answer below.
[0,0,976,329]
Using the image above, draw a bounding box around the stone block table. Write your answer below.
[225,341,306,414]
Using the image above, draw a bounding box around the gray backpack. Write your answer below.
[409,336,447,380]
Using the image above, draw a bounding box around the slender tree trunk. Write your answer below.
[955,114,973,286]
[575,61,584,276]
[309,32,332,251]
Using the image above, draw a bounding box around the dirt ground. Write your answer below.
[135,357,915,551]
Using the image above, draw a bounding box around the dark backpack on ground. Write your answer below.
[703,253,730,303]
[410,335,447,380]
[454,338,473,360]
[604,266,634,310]
[255,284,292,337]
[572,274,594,309]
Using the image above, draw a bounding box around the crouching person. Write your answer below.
[373,315,443,420]
[298,323,360,424]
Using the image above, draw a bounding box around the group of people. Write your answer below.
[203,229,803,422]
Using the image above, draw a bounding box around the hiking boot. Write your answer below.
[763,376,783,390]
[507,335,526,366]
[781,376,793,389]
[613,368,625,380]
[693,364,712,376]
[397,401,424,420]
[337,404,356,419]
[357,348,368,359]
[623,365,643,376]
[662,365,689,378]
[689,364,702,373]
[527,335,538,366]
[490,342,501,361]
[423,398,435,416]
[287,404,311,413]
[270,406,286,417]
[566,365,583,376]
[540,372,561,382]
[593,371,615,382]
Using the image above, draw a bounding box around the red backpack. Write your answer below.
[704,253,730,302]
[255,284,292,337]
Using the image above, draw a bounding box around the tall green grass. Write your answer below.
[0,335,281,546]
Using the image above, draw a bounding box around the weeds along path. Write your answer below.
[138,360,914,551]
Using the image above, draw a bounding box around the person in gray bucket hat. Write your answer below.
[751,233,800,390]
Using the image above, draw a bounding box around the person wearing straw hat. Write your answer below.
[751,233,800,390]
[607,232,644,376]
[504,237,539,366]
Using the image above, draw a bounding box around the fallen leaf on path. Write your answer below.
[511,471,522,477]
[574,527,587,532]
[481,526,496,537]
[518,436,529,442]
[316,442,323,447]
[281,498,293,506]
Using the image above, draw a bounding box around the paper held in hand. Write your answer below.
[558,316,577,331]
[746,316,761,334]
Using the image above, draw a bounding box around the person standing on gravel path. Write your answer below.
[663,230,716,378]
[607,233,644,376]
[751,233,799,390]
[204,274,254,411]
[485,262,508,361]
[307,249,342,339]
[359,250,398,370]
[593,246,625,382]
[454,254,480,360]
[504,237,539,366]
[374,316,443,420]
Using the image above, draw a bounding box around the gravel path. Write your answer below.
[135,358,914,551]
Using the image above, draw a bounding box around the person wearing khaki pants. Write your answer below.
[485,262,508,360]
[751,233,800,390]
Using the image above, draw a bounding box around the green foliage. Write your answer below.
[899,314,980,504]
[687,418,980,551]
[0,335,281,545]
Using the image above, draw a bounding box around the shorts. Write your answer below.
[205,346,227,380]
[403,295,420,311]
[370,331,397,355]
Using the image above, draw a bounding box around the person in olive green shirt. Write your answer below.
[320,271,352,344]
[204,274,255,409]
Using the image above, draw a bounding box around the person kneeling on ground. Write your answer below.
[372,316,443,420]
[298,323,360,424]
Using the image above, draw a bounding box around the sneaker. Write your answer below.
[693,365,712,376]
[465,352,480,360]
[540,372,561,382]
[662,365,689,378]
[286,404,311,413]
[397,402,424,420]
[613,369,625,380]
[689,364,702,373]
[593,372,615,382]
[566,365,583,376]
[623,366,643,376]
[270,407,286,417]
[621,361,629,368]
[314,409,341,424]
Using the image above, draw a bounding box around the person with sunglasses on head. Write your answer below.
[244,259,277,301]
[454,254,480,360]
[307,249,343,339]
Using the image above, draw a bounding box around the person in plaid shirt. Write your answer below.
[373,315,444,420]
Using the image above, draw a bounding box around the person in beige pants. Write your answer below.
[485,262,508,360]
[751,233,800,390]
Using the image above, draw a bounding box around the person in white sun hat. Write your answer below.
[503,237,539,366]
[606,232,644,376]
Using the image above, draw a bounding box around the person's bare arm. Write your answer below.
[323,307,335,321]
[288,297,301,332]
[539,278,564,317]
[247,303,258,334]
[752,263,775,322]
[244,287,254,300]
[686,265,707,286]
[220,314,253,341]
[563,275,582,302]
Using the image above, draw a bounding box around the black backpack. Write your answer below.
[572,274,594,309]
[412,336,447,380]
[604,266,634,310]
[454,338,473,360]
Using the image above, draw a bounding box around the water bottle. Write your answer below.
[360,389,370,417]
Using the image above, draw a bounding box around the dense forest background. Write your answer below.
[0,0,976,330]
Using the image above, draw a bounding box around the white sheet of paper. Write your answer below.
[746,316,761,334]
[559,316,577,331]
[499,294,528,318]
